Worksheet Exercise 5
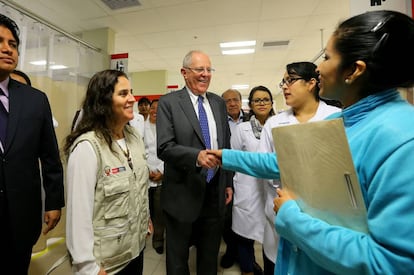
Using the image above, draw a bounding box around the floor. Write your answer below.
[29,237,264,275]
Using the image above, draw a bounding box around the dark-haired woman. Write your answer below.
[231,86,275,275]
[64,70,151,275]
[211,10,414,274]
[259,62,341,275]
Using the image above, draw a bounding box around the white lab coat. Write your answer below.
[129,111,145,138]
[258,100,341,263]
[230,121,266,243]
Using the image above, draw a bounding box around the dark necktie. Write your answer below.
[198,95,214,182]
[0,88,8,145]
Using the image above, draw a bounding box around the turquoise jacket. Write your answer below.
[222,90,414,274]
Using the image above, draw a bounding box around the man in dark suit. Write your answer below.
[157,50,233,275]
[0,14,64,274]
[220,88,246,268]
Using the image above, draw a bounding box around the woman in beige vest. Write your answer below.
[64,69,152,275]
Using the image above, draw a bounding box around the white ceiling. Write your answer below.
[8,0,350,96]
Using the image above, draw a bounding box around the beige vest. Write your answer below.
[72,126,149,274]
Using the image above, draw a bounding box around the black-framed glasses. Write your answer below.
[279,77,304,89]
[251,98,272,105]
[184,67,215,74]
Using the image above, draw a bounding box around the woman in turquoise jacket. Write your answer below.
[210,10,414,275]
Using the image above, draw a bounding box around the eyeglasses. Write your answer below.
[279,77,304,89]
[251,98,272,105]
[184,67,215,74]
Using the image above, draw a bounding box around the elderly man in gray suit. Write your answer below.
[157,50,233,275]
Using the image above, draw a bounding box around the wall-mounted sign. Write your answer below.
[110,53,129,73]
[350,0,412,16]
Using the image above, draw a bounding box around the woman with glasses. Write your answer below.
[257,61,341,275]
[64,70,152,275]
[210,10,414,275]
[231,86,275,275]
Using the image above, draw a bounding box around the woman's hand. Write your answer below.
[207,149,222,159]
[273,188,295,213]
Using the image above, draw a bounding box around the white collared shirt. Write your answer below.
[227,110,245,134]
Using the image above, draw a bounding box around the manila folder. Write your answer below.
[272,118,368,233]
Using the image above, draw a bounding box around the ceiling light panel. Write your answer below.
[220,40,256,48]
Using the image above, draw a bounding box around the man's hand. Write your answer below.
[197,150,221,168]
[225,187,233,205]
[43,209,61,234]
[147,218,154,237]
[149,170,163,182]
[206,149,222,159]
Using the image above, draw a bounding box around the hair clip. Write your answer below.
[371,33,389,56]
[370,15,394,33]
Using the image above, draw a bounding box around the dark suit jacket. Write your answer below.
[0,79,64,250]
[157,88,232,222]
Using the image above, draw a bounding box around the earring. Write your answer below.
[345,79,351,84]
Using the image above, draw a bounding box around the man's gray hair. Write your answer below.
[182,50,205,67]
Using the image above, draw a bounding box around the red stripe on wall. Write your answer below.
[111,53,129,59]
[134,95,162,102]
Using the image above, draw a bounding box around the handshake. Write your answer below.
[197,149,223,169]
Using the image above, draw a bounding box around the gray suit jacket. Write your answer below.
[157,88,232,222]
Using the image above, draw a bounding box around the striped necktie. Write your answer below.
[198,95,214,182]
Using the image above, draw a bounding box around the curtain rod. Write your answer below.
[0,0,102,52]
